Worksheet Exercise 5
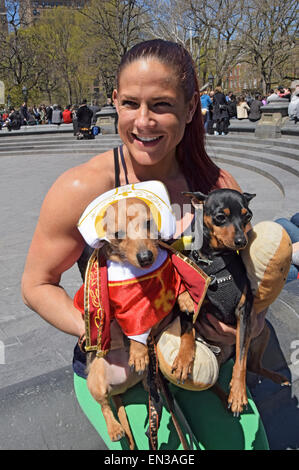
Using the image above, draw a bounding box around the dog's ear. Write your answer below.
[243,192,256,204]
[182,191,207,209]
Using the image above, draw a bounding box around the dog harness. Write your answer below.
[191,251,250,326]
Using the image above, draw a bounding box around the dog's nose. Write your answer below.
[234,236,246,248]
[137,250,154,267]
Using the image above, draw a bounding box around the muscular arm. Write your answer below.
[21,153,114,338]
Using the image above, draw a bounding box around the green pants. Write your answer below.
[74,360,269,450]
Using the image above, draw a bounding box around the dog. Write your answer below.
[183,188,290,416]
[86,197,195,444]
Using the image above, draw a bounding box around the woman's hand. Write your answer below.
[196,314,236,345]
[196,308,268,345]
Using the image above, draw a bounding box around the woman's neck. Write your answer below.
[124,147,180,183]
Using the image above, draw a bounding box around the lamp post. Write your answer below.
[22,86,28,103]
[208,73,214,90]
[7,94,11,108]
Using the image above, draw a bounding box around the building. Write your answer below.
[0,0,8,35]
[223,62,260,95]
[20,0,88,25]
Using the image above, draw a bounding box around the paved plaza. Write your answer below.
[0,125,298,449]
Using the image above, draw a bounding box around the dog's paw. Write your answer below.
[107,419,126,442]
[128,340,149,374]
[171,351,194,384]
[177,290,194,314]
[227,378,248,416]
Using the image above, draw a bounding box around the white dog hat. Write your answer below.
[77,181,176,248]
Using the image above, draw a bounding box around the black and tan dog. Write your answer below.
[183,189,290,416]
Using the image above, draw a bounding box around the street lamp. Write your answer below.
[208,73,214,89]
[7,94,11,108]
[22,86,28,103]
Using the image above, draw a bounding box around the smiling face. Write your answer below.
[113,58,197,168]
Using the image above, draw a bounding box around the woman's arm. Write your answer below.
[21,154,114,338]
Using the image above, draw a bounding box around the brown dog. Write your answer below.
[86,197,195,444]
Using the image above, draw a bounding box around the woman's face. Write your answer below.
[113,58,197,167]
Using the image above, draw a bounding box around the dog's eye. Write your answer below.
[214,213,226,224]
[243,213,252,224]
[114,230,125,239]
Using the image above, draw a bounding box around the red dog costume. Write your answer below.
[74,181,210,357]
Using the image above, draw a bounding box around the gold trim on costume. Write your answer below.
[158,240,211,323]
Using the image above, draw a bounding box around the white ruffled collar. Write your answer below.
[107,247,167,281]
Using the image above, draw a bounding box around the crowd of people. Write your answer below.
[200,84,299,135]
[0,100,102,133]
[1,84,298,135]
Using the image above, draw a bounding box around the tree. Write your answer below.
[79,0,149,96]
[188,0,245,86]
[0,1,45,102]
[143,0,245,87]
[237,0,299,93]
[31,7,93,104]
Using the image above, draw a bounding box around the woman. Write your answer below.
[212,86,230,135]
[236,95,250,119]
[21,40,268,448]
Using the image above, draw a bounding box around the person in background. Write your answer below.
[278,86,291,101]
[39,105,47,124]
[212,86,230,135]
[236,95,250,119]
[76,99,93,131]
[52,105,63,125]
[206,90,215,135]
[6,107,22,131]
[20,102,29,125]
[46,105,53,124]
[71,105,79,135]
[227,94,237,119]
[288,91,299,124]
[248,95,263,122]
[200,90,212,132]
[267,89,280,103]
[63,105,73,124]
[275,213,299,282]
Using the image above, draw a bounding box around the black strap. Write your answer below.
[113,147,120,188]
[146,334,196,451]
[119,144,129,185]
[114,146,129,188]
[146,334,162,450]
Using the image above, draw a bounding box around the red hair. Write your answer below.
[117,40,236,193]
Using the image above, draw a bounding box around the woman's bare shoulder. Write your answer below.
[218,168,243,192]
[40,149,116,227]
